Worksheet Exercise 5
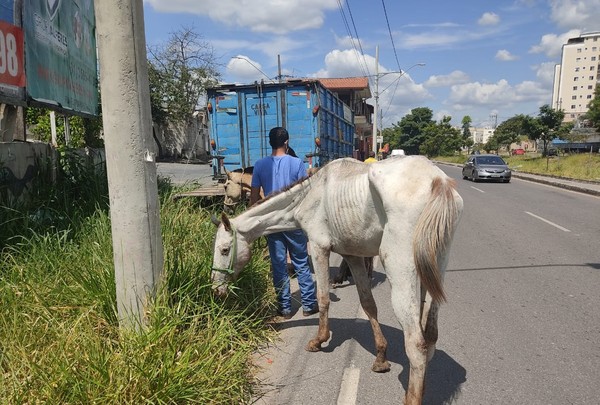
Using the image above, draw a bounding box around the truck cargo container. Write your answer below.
[206,79,355,172]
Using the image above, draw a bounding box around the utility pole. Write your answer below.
[94,0,163,330]
[373,45,379,156]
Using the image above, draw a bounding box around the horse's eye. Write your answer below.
[221,247,230,255]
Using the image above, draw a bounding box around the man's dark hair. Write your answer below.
[269,127,289,149]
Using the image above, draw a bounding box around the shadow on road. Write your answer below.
[276,316,466,404]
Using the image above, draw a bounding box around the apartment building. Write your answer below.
[552,31,600,123]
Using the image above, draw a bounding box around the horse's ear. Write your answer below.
[211,214,221,227]
[221,212,231,232]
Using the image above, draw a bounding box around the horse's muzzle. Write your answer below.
[213,283,229,298]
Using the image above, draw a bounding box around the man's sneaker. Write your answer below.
[277,310,293,320]
[302,307,319,317]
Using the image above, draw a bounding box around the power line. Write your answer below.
[336,0,370,78]
[380,0,405,125]
[344,0,371,78]
[381,0,402,73]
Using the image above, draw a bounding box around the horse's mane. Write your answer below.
[251,175,311,208]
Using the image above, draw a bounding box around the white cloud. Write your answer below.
[397,32,465,49]
[226,55,271,82]
[478,12,500,26]
[332,33,371,51]
[312,49,377,78]
[533,61,558,88]
[424,71,470,88]
[529,29,581,58]
[213,36,307,70]
[495,49,518,61]
[145,0,339,34]
[448,79,550,111]
[549,0,600,31]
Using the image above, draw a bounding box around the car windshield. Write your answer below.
[475,156,505,165]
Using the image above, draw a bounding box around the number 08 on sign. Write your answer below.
[0,20,25,87]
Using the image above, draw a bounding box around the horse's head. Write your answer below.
[211,212,252,297]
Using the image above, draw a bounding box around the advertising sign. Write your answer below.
[24,0,98,116]
[0,0,26,105]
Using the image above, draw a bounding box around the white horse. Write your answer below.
[211,156,463,405]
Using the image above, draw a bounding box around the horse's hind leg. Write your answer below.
[345,255,390,373]
[380,239,427,405]
[420,286,439,363]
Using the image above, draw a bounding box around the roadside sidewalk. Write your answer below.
[436,161,600,197]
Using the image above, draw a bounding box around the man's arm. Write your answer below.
[249,186,261,207]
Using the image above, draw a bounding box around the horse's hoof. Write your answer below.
[371,360,391,373]
[305,340,322,352]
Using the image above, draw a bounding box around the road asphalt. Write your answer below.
[156,160,600,197]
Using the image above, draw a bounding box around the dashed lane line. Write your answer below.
[525,211,571,232]
[337,366,360,405]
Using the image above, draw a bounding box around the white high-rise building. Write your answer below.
[552,32,600,123]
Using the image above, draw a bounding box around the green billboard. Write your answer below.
[24,0,98,116]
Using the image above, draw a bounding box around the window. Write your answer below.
[590,76,594,80]
[576,57,581,62]
[589,85,594,89]
[574,77,579,81]
[571,106,576,110]
[572,95,577,100]
[591,66,595,71]
[577,48,582,53]
[592,56,597,61]
[573,86,578,90]
[587,95,592,99]
[575,67,580,72]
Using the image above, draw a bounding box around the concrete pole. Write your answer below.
[94,0,163,330]
[372,45,379,157]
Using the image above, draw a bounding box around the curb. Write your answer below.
[510,172,600,197]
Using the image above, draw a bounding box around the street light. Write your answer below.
[371,45,425,156]
[231,56,272,81]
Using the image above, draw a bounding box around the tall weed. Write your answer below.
[0,177,275,403]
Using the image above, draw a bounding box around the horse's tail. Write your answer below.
[413,176,462,304]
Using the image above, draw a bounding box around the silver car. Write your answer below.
[462,154,511,183]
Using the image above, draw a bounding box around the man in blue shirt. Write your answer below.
[250,127,318,319]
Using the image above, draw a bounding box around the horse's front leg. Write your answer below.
[345,255,390,373]
[306,245,331,352]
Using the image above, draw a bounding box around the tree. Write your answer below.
[26,108,103,148]
[394,107,435,155]
[492,114,528,153]
[461,115,474,152]
[584,84,600,131]
[147,26,221,125]
[534,105,566,156]
[419,116,462,157]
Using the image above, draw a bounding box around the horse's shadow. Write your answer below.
[283,268,466,404]
[277,316,465,404]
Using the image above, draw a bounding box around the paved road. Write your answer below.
[250,164,600,405]
[156,161,216,186]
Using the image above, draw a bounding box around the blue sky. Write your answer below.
[142,0,600,128]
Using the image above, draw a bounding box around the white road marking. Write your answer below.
[356,305,368,320]
[337,366,360,405]
[471,186,485,193]
[525,211,571,232]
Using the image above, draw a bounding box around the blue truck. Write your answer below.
[206,79,355,172]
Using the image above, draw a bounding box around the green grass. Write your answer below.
[435,152,600,181]
[0,177,277,403]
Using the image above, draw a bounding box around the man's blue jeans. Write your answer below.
[266,230,317,314]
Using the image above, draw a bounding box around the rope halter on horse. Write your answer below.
[212,226,238,276]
